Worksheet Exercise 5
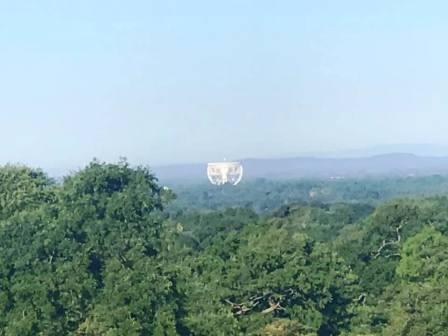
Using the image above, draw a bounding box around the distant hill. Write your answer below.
[318,144,448,158]
[153,153,448,183]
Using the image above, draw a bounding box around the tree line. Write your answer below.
[168,175,448,213]
[0,161,446,335]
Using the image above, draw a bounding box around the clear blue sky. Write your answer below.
[1,1,447,168]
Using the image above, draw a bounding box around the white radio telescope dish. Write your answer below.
[207,161,243,186]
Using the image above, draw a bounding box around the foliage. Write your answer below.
[168,175,448,213]
[0,162,447,335]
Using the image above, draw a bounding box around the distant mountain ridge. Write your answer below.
[153,153,448,183]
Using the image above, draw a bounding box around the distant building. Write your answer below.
[207,161,243,185]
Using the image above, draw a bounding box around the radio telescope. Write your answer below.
[207,161,243,186]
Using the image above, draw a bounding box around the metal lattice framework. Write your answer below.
[207,161,243,186]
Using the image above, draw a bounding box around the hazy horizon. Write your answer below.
[2,1,448,168]
[33,143,448,179]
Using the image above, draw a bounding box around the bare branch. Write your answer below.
[225,291,290,317]
[372,224,402,259]
[262,297,286,314]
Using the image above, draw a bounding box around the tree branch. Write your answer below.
[372,224,402,259]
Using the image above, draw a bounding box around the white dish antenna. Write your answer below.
[207,161,243,186]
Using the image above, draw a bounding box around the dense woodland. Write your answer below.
[169,175,448,213]
[0,161,447,335]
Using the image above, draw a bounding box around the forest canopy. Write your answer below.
[168,175,448,213]
[0,161,446,335]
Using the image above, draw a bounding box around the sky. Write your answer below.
[1,1,448,168]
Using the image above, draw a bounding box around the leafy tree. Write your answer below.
[0,164,55,220]
[381,227,448,335]
[0,161,447,335]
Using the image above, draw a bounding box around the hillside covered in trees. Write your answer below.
[0,161,447,335]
